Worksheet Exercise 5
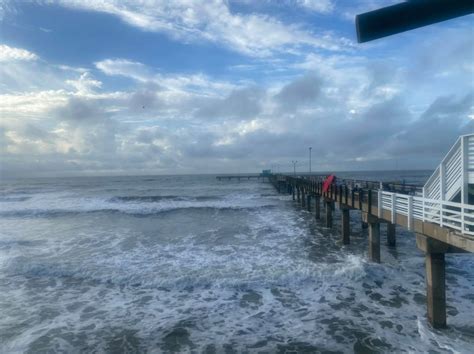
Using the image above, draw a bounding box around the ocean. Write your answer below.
[0,172,473,353]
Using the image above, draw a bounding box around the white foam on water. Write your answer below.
[1,178,473,352]
[0,191,281,217]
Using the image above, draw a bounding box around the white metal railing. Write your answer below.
[424,134,474,203]
[379,190,474,236]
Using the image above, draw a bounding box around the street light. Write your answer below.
[309,147,312,174]
[292,160,298,176]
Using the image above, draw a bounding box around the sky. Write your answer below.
[0,0,473,177]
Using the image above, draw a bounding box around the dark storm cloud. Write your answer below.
[55,96,108,122]
[136,126,164,144]
[18,123,53,141]
[53,97,119,156]
[195,87,264,120]
[388,92,474,157]
[128,83,164,112]
[324,97,410,155]
[178,86,472,172]
[275,74,322,112]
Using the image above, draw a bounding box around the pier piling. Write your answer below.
[314,195,321,220]
[387,223,396,247]
[341,207,350,245]
[325,200,333,228]
[416,234,448,328]
[426,252,446,328]
[368,219,381,263]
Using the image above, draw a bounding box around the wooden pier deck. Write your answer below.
[268,173,473,328]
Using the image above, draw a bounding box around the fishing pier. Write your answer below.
[225,134,473,329]
[215,0,474,329]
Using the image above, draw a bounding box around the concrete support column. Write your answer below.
[315,196,321,220]
[306,195,311,212]
[426,252,446,328]
[297,187,300,202]
[387,222,396,247]
[301,189,306,208]
[325,201,333,228]
[341,208,350,245]
[292,186,295,201]
[368,221,380,263]
[415,234,448,328]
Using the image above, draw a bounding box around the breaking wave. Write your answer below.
[0,192,281,218]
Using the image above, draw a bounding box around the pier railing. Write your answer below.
[424,134,474,203]
[280,174,473,237]
[269,134,473,329]
[379,191,474,235]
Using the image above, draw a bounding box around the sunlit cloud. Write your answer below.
[0,44,38,62]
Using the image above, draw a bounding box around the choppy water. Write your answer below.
[0,172,473,353]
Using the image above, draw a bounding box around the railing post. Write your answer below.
[440,202,443,228]
[378,190,382,218]
[391,193,396,223]
[422,187,426,222]
[439,161,445,201]
[368,190,372,215]
[461,135,467,232]
[407,195,413,231]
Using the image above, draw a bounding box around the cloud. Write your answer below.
[195,87,265,121]
[387,93,474,158]
[0,44,38,62]
[275,74,322,112]
[95,59,150,82]
[295,0,334,13]
[1,8,473,177]
[0,90,69,117]
[46,0,352,57]
[127,84,163,112]
[66,72,102,94]
[3,54,473,176]
[95,58,238,96]
[54,96,108,122]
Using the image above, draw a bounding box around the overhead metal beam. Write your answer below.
[356,0,474,43]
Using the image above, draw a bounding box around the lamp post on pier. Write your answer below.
[292,160,297,176]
